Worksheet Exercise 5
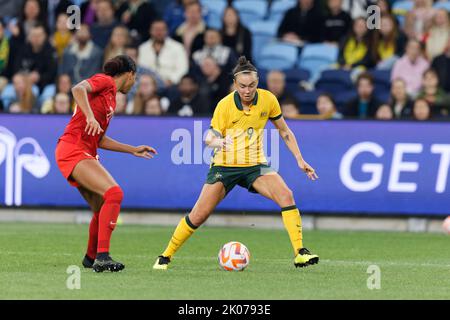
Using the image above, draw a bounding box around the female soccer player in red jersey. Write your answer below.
[55,55,157,272]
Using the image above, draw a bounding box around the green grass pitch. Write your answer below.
[1,221,449,299]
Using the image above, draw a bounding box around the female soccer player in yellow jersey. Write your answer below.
[153,56,319,270]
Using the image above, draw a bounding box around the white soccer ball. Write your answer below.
[442,216,450,234]
[218,241,250,271]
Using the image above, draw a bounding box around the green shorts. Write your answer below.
[206,164,275,194]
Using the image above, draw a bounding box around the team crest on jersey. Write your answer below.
[214,172,223,180]
[260,111,268,118]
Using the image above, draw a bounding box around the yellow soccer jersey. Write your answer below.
[209,88,282,167]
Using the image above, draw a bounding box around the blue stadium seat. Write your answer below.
[334,90,357,112]
[284,68,310,93]
[247,20,279,62]
[257,42,299,70]
[233,1,268,27]
[433,1,450,11]
[298,43,339,83]
[315,70,353,95]
[370,69,391,91]
[39,84,56,105]
[200,0,227,29]
[294,90,323,114]
[268,0,297,25]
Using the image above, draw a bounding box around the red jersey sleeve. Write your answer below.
[86,74,115,93]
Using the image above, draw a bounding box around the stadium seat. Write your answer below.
[200,0,227,29]
[284,68,310,93]
[247,20,279,62]
[433,1,450,11]
[334,90,357,112]
[257,41,299,70]
[39,84,56,106]
[315,70,353,95]
[298,43,339,82]
[370,69,391,92]
[268,0,297,25]
[294,90,323,114]
[233,1,268,27]
[1,84,40,110]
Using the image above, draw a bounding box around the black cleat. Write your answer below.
[92,255,125,273]
[82,255,95,268]
[153,255,171,270]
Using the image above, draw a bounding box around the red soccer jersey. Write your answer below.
[59,73,117,156]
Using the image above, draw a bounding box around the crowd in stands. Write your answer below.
[0,0,449,121]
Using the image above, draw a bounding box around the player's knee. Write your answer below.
[277,188,294,206]
[103,185,124,204]
[189,209,209,226]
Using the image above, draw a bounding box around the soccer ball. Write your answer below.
[442,216,450,234]
[218,241,250,271]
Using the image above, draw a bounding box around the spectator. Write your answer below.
[277,0,323,45]
[391,39,430,96]
[41,73,73,113]
[11,24,57,92]
[198,56,230,110]
[389,78,413,119]
[115,92,127,115]
[221,6,252,61]
[0,18,9,90]
[7,72,38,113]
[424,9,450,61]
[173,1,206,56]
[321,0,352,44]
[342,0,376,19]
[192,28,237,75]
[416,68,450,117]
[412,98,432,120]
[431,37,450,92]
[375,104,394,120]
[43,0,73,33]
[374,0,393,16]
[80,0,100,26]
[164,0,197,35]
[127,74,169,114]
[168,74,210,116]
[316,93,343,119]
[51,13,72,61]
[281,98,300,119]
[344,72,382,118]
[266,70,295,103]
[59,24,103,84]
[138,20,188,86]
[338,17,375,70]
[42,92,71,114]
[104,25,130,63]
[90,0,119,49]
[124,44,165,95]
[374,14,407,70]
[404,0,436,41]
[116,0,159,43]
[144,96,163,116]
[9,0,48,45]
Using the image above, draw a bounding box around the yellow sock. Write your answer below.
[281,206,303,255]
[162,216,197,258]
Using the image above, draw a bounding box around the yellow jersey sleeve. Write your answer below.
[210,102,228,137]
[268,93,282,120]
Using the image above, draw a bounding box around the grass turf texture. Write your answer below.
[0,222,449,299]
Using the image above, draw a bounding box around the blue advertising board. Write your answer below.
[0,114,449,215]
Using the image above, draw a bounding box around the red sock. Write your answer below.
[97,186,123,254]
[86,211,99,260]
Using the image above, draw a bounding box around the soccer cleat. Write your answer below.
[92,255,125,273]
[153,255,171,270]
[294,248,319,268]
[82,255,95,268]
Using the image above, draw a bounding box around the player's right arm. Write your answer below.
[205,102,233,151]
[71,80,104,136]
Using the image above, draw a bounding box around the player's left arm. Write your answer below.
[99,135,157,159]
[271,117,318,180]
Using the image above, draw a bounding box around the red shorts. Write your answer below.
[55,140,99,187]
